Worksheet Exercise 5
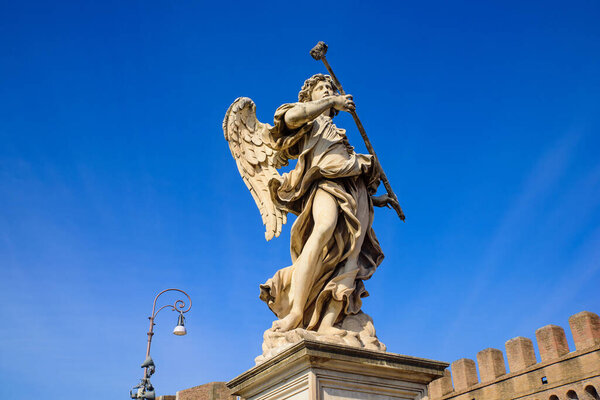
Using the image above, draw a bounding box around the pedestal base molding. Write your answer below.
[228,339,448,400]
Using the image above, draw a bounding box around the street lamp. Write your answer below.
[130,288,192,400]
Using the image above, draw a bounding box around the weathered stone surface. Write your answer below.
[256,312,385,364]
[506,336,537,372]
[177,382,234,400]
[477,348,506,382]
[228,339,447,400]
[428,369,453,398]
[450,358,478,391]
[428,346,600,400]
[536,324,569,362]
[224,72,398,358]
[569,311,600,350]
[428,310,600,400]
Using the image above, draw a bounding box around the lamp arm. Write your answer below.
[150,288,192,319]
[153,304,179,319]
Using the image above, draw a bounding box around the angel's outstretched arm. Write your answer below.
[284,95,355,129]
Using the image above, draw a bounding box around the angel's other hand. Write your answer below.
[332,94,355,112]
[371,194,399,209]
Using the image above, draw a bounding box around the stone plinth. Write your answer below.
[227,339,448,400]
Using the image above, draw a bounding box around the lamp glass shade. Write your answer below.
[173,313,187,336]
[173,325,186,336]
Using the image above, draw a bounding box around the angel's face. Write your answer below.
[311,80,334,101]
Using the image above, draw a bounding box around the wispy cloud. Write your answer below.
[443,129,583,341]
[520,225,600,331]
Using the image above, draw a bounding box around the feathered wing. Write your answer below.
[223,97,288,241]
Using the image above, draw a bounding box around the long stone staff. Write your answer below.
[310,41,405,221]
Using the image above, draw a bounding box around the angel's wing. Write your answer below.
[223,97,288,241]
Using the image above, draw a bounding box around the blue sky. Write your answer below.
[1,0,599,399]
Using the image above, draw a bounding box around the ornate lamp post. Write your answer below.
[130,288,192,400]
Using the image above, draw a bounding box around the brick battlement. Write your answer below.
[427,311,600,400]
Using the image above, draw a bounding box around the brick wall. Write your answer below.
[427,311,600,400]
[159,381,235,400]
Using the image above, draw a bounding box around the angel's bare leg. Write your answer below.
[272,188,338,332]
[317,181,370,335]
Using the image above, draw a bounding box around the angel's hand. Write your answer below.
[332,94,355,113]
[372,194,399,209]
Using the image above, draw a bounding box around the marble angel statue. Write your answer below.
[223,74,399,360]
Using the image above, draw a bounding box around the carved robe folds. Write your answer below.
[260,104,384,332]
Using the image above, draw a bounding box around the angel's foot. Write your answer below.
[272,312,302,332]
[317,325,347,336]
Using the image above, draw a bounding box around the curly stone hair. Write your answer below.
[297,73,339,103]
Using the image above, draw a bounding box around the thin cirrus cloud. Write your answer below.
[443,128,584,343]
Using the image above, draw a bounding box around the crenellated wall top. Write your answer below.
[428,310,600,399]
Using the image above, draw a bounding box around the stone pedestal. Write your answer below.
[227,340,448,400]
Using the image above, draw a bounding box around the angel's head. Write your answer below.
[298,74,339,103]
